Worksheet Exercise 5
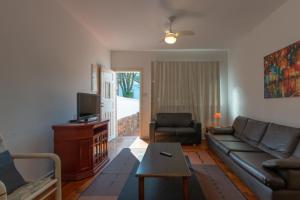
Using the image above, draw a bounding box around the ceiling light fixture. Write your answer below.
[164,32,177,44]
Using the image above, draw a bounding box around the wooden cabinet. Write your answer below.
[53,120,109,181]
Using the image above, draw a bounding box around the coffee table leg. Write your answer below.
[139,176,144,200]
[182,177,188,200]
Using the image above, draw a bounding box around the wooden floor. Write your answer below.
[61,136,257,200]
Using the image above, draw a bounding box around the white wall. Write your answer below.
[112,50,228,139]
[0,0,110,179]
[228,0,300,127]
[117,96,139,119]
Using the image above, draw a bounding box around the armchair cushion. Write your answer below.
[262,158,300,169]
[176,127,196,135]
[155,127,176,136]
[0,151,26,194]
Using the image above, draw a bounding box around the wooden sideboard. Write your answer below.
[52,120,109,181]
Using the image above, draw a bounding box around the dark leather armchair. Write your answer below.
[150,113,201,144]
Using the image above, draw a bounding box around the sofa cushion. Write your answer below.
[259,123,300,158]
[217,141,262,155]
[155,127,176,136]
[229,151,286,190]
[232,116,248,138]
[211,134,241,142]
[241,119,269,146]
[0,151,26,194]
[176,127,196,136]
[156,113,192,127]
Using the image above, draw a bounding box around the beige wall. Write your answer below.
[228,0,300,127]
[111,50,228,139]
[0,0,110,179]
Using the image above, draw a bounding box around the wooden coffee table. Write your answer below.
[136,143,191,200]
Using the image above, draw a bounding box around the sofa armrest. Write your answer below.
[209,126,234,135]
[262,158,300,169]
[263,158,300,189]
[275,169,300,190]
[149,121,157,143]
[0,181,7,200]
[12,153,62,199]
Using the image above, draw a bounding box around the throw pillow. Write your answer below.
[0,151,26,194]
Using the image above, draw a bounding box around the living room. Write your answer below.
[1,0,300,200]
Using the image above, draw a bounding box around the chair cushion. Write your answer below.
[176,127,196,136]
[232,116,248,138]
[217,141,262,155]
[211,134,241,142]
[241,119,269,146]
[155,127,176,136]
[259,123,300,158]
[0,151,26,194]
[156,113,192,127]
[229,152,286,189]
[8,177,55,200]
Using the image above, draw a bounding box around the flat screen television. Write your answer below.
[77,92,99,122]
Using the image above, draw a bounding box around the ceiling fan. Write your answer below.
[163,16,195,44]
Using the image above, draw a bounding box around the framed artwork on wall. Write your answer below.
[91,64,100,94]
[264,40,300,98]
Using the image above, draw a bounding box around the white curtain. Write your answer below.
[151,61,220,127]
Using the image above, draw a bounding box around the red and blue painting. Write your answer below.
[264,40,300,98]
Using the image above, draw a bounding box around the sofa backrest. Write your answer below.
[241,119,269,146]
[156,113,192,127]
[258,123,300,158]
[232,116,248,138]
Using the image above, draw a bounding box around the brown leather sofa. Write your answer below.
[150,113,201,144]
[205,116,300,200]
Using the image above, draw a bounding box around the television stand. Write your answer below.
[52,120,109,181]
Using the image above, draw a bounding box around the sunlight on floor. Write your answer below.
[129,137,148,149]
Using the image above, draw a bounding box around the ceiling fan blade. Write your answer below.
[177,30,195,36]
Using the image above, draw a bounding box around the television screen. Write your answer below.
[77,93,99,120]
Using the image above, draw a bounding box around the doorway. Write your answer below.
[115,70,141,137]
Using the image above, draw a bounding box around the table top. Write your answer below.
[136,143,191,177]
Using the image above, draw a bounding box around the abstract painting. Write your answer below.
[264,40,300,98]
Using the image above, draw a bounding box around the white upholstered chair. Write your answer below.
[0,135,61,200]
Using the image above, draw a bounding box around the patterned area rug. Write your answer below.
[80,148,245,200]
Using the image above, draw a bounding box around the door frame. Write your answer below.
[112,67,144,137]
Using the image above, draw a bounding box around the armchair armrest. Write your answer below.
[192,120,201,134]
[0,181,7,200]
[12,153,62,199]
[149,121,157,143]
[209,126,234,135]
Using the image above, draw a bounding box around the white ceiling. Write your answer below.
[59,0,287,50]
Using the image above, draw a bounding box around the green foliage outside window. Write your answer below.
[117,72,140,98]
